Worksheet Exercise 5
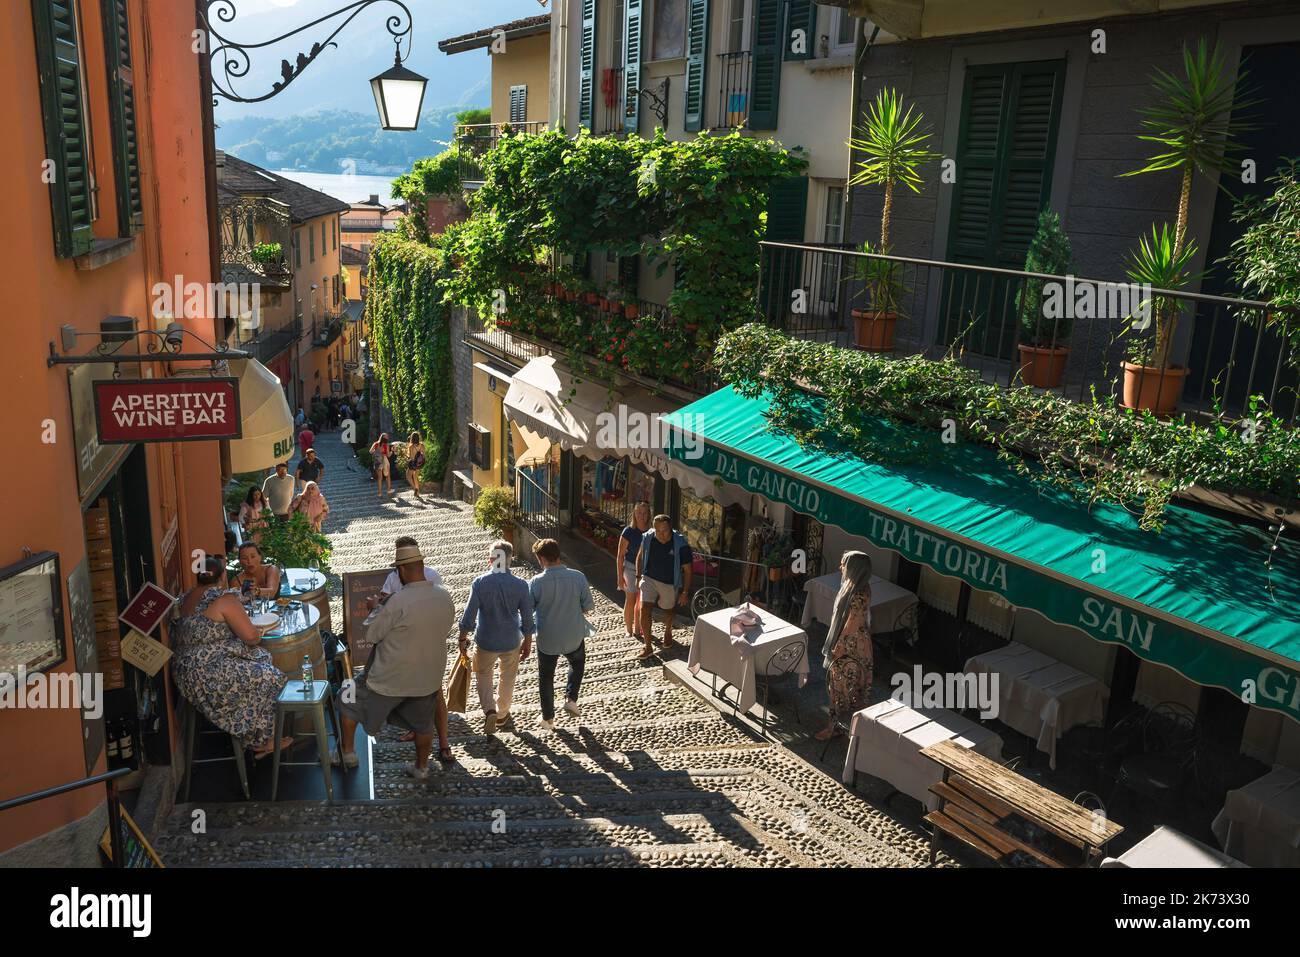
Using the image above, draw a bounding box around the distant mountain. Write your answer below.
[215,107,469,175]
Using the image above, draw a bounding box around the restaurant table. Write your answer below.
[800,572,919,636]
[284,567,331,633]
[1211,766,1300,868]
[842,697,1004,810]
[258,601,326,680]
[1100,825,1247,868]
[688,605,810,714]
[964,641,1107,770]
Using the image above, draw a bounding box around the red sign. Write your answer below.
[118,583,176,636]
[93,378,241,443]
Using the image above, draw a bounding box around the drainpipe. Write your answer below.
[842,23,879,248]
[555,0,569,132]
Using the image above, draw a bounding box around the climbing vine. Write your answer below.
[715,324,1300,531]
[366,231,457,482]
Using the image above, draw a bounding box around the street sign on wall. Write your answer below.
[93,378,241,443]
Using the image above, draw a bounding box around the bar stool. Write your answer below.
[270,679,342,802]
[180,698,249,801]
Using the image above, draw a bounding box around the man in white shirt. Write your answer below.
[261,463,296,520]
[338,541,455,777]
[379,536,443,595]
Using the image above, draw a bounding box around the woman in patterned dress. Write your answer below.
[815,551,875,742]
[172,556,290,756]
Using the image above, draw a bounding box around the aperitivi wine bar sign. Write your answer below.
[93,378,241,443]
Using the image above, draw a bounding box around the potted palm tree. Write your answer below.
[1015,209,1075,388]
[1118,39,1255,412]
[847,89,938,351]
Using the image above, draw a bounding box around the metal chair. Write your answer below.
[689,585,727,622]
[180,698,249,801]
[752,638,806,737]
[270,678,343,803]
[1108,701,1199,815]
[819,656,867,762]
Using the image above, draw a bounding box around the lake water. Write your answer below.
[274,170,399,204]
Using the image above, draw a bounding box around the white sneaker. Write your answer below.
[564,699,581,719]
[330,748,359,769]
[538,718,554,732]
[404,763,429,780]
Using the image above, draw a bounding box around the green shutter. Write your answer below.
[748,0,783,129]
[578,0,598,130]
[765,174,808,242]
[683,0,709,132]
[102,0,143,236]
[32,0,95,258]
[623,0,643,133]
[784,0,814,61]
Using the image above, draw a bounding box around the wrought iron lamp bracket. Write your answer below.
[47,325,249,368]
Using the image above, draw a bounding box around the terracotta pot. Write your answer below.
[584,292,599,305]
[1016,343,1069,389]
[598,297,610,311]
[624,304,639,319]
[852,309,897,351]
[767,566,783,582]
[1121,362,1189,415]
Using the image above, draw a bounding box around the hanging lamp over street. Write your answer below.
[371,47,428,131]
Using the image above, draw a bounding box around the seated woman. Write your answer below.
[290,481,329,533]
[172,556,290,757]
[229,541,280,599]
[238,487,271,544]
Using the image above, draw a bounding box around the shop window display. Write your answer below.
[577,455,656,555]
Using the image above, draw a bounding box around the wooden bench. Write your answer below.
[921,739,1123,868]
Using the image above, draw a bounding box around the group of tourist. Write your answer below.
[236,452,331,543]
[367,431,426,501]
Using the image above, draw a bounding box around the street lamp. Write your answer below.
[202,0,428,131]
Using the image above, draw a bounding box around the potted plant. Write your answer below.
[1015,209,1075,388]
[847,88,939,351]
[1122,223,1199,413]
[1117,39,1254,412]
[473,485,520,549]
[250,242,283,266]
[760,531,794,582]
[259,512,332,573]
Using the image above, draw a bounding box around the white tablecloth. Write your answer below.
[1211,766,1300,868]
[964,641,1107,770]
[842,698,1003,810]
[801,572,918,635]
[688,605,809,713]
[1100,826,1246,868]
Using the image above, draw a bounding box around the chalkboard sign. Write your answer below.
[67,559,104,777]
[342,569,390,669]
[99,807,164,868]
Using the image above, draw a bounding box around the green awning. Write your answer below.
[664,387,1300,723]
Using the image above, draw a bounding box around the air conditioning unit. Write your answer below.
[468,423,492,469]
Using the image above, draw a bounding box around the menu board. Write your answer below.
[342,569,390,669]
[67,559,105,776]
[99,807,164,868]
[0,552,65,684]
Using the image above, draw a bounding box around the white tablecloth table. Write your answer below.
[964,641,1107,770]
[1211,766,1300,868]
[688,605,810,714]
[842,698,1003,810]
[1100,825,1247,868]
[801,572,918,635]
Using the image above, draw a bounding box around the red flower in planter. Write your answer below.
[605,353,614,362]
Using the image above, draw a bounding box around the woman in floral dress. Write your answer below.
[815,551,875,742]
[172,557,290,756]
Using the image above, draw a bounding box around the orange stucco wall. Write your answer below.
[0,0,222,853]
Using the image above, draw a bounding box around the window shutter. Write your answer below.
[784,0,814,61]
[683,0,709,132]
[578,0,598,130]
[765,174,808,242]
[748,0,783,129]
[509,85,528,124]
[101,0,143,236]
[623,0,643,133]
[32,0,95,257]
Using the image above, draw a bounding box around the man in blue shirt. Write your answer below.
[635,514,693,659]
[528,538,594,731]
[458,540,535,735]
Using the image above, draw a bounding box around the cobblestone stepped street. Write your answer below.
[155,432,945,867]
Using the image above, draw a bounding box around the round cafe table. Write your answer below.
[257,601,325,681]
[283,568,331,633]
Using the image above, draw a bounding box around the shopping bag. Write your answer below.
[446,651,472,713]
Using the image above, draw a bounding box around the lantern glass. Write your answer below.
[370,61,427,131]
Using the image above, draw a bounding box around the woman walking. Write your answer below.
[238,487,270,544]
[616,501,652,642]
[172,556,291,757]
[406,431,426,502]
[291,481,330,532]
[371,432,393,497]
[814,551,875,742]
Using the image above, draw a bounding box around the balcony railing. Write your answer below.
[219,196,293,290]
[454,121,548,185]
[756,241,1300,423]
[311,314,345,350]
[599,67,626,135]
[241,318,302,364]
[342,217,386,232]
[714,51,751,130]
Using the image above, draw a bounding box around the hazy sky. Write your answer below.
[209,0,548,119]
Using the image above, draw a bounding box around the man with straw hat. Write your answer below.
[336,540,455,777]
